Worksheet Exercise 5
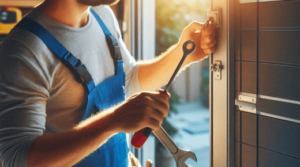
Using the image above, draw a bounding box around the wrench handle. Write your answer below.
[152,126,178,154]
[164,40,196,91]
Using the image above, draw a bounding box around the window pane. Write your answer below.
[155,0,210,167]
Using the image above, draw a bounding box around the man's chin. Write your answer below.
[77,0,120,6]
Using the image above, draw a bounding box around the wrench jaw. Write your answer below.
[176,151,197,167]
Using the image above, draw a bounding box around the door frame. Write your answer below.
[210,0,235,166]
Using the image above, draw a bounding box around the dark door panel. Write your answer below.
[259,63,300,101]
[241,3,257,30]
[236,142,241,167]
[235,31,241,61]
[259,116,300,159]
[241,143,257,167]
[242,31,257,61]
[241,112,257,146]
[259,1,300,29]
[235,110,241,142]
[259,31,300,65]
[258,148,300,167]
[236,61,241,91]
[257,98,300,121]
[241,61,257,94]
[234,1,300,167]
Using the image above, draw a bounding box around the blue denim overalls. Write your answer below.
[16,8,129,167]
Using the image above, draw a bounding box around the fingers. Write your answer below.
[136,91,170,130]
[201,38,217,49]
[146,160,153,167]
[201,24,217,55]
[203,46,216,55]
[147,117,161,130]
[139,92,170,117]
[158,89,171,98]
[202,32,216,43]
[115,91,170,133]
[202,21,216,36]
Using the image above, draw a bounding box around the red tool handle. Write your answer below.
[131,127,152,148]
[131,90,170,148]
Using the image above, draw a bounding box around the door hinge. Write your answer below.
[211,60,223,80]
[235,94,257,114]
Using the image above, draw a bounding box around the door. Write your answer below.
[234,0,300,167]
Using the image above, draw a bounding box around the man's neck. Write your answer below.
[36,0,90,28]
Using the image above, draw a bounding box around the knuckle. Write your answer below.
[157,110,164,118]
[164,103,170,111]
[141,106,150,114]
[139,92,147,97]
[141,96,148,103]
[143,115,149,121]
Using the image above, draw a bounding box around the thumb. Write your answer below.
[146,160,153,167]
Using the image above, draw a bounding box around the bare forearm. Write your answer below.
[138,21,216,91]
[27,109,117,167]
[138,44,205,91]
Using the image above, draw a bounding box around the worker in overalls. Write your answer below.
[0,0,216,166]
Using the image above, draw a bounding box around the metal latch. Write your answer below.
[235,94,257,114]
[207,8,221,28]
[211,60,223,80]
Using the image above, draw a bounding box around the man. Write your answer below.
[0,0,216,166]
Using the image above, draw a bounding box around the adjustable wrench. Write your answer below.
[153,40,197,167]
[153,127,197,167]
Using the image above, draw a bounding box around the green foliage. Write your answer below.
[155,0,209,56]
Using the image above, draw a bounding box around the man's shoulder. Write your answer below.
[0,26,57,76]
[91,5,121,39]
[93,5,115,16]
[1,26,50,58]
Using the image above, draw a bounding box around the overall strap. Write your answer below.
[15,18,95,92]
[90,8,122,75]
[16,9,122,92]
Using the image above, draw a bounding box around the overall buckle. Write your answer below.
[74,61,92,85]
[106,35,122,61]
